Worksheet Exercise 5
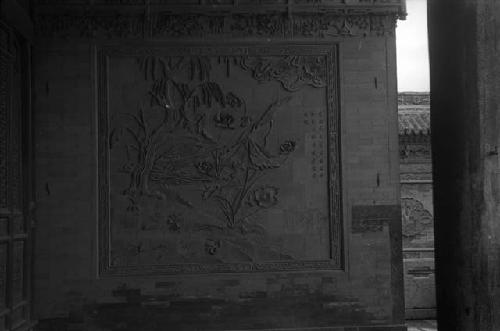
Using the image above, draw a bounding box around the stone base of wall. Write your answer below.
[36,319,408,331]
[405,308,436,320]
[403,256,436,320]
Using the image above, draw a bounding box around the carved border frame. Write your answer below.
[98,44,342,276]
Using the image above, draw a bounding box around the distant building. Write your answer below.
[398,92,435,319]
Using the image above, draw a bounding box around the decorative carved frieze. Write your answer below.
[98,44,342,276]
[35,13,145,39]
[34,1,403,39]
[151,14,225,38]
[398,92,430,106]
[400,142,431,162]
[35,13,398,39]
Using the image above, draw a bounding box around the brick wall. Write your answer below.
[32,13,404,330]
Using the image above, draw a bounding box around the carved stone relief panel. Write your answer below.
[98,45,342,275]
[401,197,433,248]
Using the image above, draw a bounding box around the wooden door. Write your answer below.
[0,20,35,331]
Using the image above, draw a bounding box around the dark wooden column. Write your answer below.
[428,0,500,330]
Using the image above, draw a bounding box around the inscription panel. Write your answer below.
[98,45,342,275]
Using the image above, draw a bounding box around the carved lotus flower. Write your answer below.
[196,161,213,174]
[240,115,252,128]
[213,112,235,129]
[166,214,182,233]
[226,92,243,108]
[205,239,221,255]
[279,140,296,155]
[121,162,135,172]
[250,185,279,208]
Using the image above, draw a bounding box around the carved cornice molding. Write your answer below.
[34,1,404,39]
[398,92,430,106]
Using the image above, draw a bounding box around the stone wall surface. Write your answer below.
[32,3,405,330]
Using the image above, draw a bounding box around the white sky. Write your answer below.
[396,0,430,92]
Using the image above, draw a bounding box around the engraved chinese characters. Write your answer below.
[99,46,341,275]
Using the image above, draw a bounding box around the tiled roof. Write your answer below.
[398,108,430,135]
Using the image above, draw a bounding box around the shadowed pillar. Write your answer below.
[428,0,500,330]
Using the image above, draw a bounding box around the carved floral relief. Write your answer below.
[99,46,341,275]
[401,197,433,246]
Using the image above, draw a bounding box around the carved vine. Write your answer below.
[240,55,327,91]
